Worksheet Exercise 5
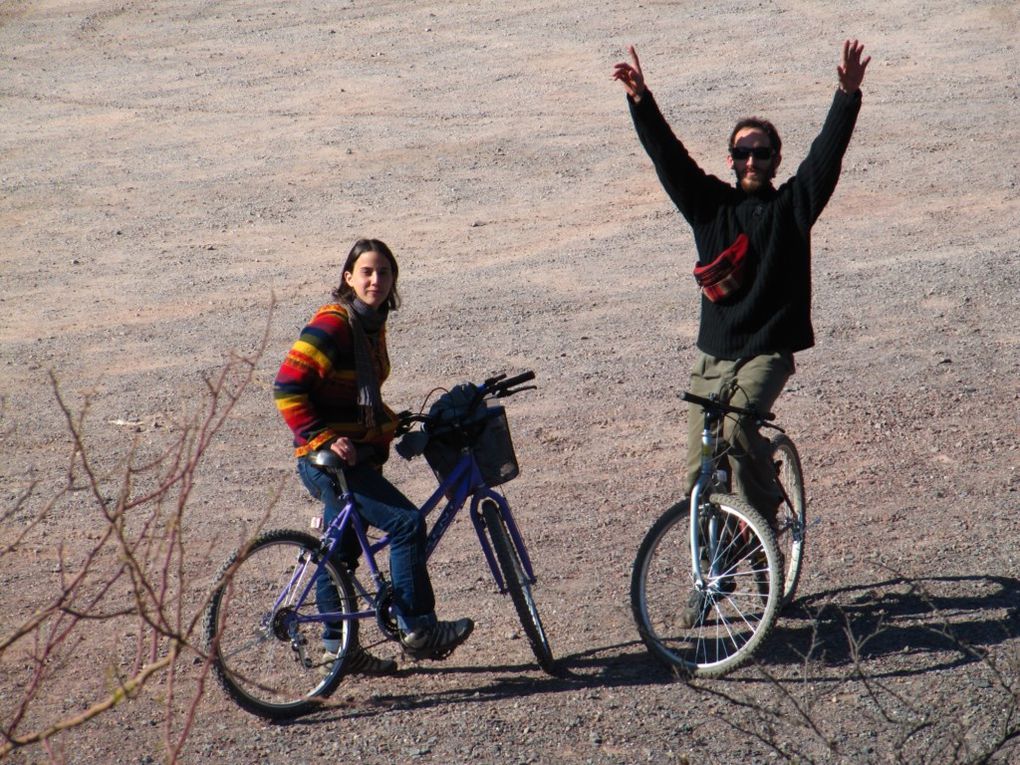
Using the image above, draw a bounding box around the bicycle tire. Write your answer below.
[205,529,358,719]
[481,500,558,675]
[770,433,806,607]
[630,494,782,677]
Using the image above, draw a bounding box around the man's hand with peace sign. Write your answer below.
[612,45,647,103]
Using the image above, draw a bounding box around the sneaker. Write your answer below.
[321,644,397,677]
[400,618,474,661]
[677,589,708,629]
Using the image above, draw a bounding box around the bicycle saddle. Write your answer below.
[309,450,344,470]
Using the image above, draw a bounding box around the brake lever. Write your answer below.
[394,409,415,436]
[495,384,537,398]
[481,373,508,391]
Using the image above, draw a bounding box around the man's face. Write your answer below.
[727,127,781,193]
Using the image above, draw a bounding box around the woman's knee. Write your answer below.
[377,506,425,541]
[402,510,427,539]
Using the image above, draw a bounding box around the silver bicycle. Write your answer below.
[630,391,806,676]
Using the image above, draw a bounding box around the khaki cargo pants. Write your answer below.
[685,351,794,524]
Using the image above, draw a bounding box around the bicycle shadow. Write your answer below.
[275,574,1020,724]
[766,573,1020,678]
[277,641,681,725]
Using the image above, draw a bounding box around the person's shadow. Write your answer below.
[766,573,1020,678]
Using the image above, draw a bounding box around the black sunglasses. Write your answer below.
[730,146,774,161]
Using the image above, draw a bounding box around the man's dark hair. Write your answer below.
[729,117,782,156]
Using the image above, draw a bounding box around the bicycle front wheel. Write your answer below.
[771,434,806,607]
[630,495,782,677]
[205,529,358,719]
[481,500,558,675]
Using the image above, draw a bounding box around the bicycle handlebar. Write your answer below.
[681,390,776,422]
[482,370,536,398]
[395,370,536,435]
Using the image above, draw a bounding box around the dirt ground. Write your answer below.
[2,0,1019,763]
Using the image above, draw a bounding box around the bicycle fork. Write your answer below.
[472,495,536,591]
[690,412,726,592]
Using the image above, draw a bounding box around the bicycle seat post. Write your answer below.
[334,467,350,496]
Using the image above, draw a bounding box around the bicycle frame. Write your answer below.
[300,447,537,628]
[685,390,783,591]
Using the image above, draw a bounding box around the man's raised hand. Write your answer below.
[837,39,870,94]
[613,45,647,101]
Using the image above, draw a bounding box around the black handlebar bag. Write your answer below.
[423,384,520,487]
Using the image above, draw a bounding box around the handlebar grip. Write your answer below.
[500,370,536,390]
[681,391,715,409]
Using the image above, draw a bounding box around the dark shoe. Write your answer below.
[321,644,397,677]
[400,618,474,661]
[677,589,708,629]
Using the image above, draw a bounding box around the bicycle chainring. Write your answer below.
[374,584,401,640]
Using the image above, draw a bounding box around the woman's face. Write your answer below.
[343,249,395,309]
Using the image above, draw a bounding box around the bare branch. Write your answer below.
[1,306,273,761]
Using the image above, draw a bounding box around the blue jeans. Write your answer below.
[297,459,437,637]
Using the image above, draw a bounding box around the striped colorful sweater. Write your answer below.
[274,302,397,459]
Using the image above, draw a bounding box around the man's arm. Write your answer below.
[613,45,729,222]
[791,40,869,229]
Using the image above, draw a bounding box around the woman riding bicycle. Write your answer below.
[273,238,473,675]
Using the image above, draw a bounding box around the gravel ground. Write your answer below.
[2,1,1019,763]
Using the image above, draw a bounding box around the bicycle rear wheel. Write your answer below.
[630,494,782,677]
[205,529,358,719]
[481,500,558,675]
[770,434,806,607]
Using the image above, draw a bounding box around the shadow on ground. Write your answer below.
[277,574,1020,725]
[769,573,1020,677]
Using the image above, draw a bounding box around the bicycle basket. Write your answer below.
[423,404,519,487]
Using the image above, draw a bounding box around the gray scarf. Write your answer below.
[343,298,387,430]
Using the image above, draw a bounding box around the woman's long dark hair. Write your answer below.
[331,238,401,311]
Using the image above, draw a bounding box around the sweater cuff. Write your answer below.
[629,86,656,106]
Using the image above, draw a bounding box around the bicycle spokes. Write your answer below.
[632,496,782,677]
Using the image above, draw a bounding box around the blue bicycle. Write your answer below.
[205,371,556,719]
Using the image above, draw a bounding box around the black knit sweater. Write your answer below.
[628,88,862,359]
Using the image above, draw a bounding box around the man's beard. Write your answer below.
[738,169,771,193]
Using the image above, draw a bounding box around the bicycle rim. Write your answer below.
[205,529,357,719]
[481,501,558,675]
[771,434,806,606]
[630,496,782,677]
